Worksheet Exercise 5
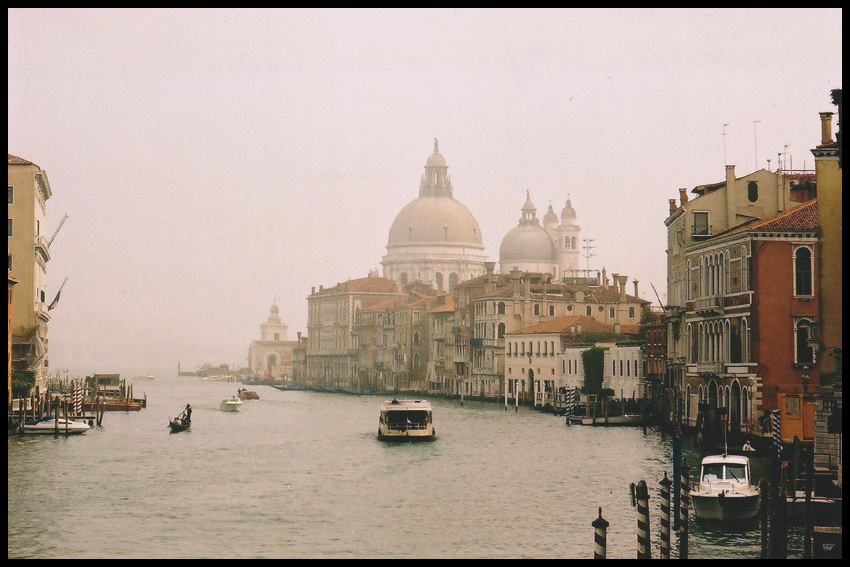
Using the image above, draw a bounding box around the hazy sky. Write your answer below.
[8,8,842,377]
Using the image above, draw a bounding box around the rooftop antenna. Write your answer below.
[582,238,596,278]
[753,120,762,170]
[650,282,666,310]
[783,145,790,171]
[722,123,730,165]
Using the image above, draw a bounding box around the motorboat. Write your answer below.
[377,399,435,441]
[568,413,644,426]
[237,388,260,400]
[220,396,243,412]
[133,374,155,381]
[690,454,760,521]
[20,416,91,435]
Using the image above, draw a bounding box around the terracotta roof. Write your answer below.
[506,315,639,337]
[8,154,34,165]
[314,276,399,295]
[429,294,455,314]
[727,199,818,235]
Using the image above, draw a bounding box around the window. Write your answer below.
[567,305,573,312]
[273,333,280,341]
[747,181,758,203]
[498,323,505,339]
[7,218,12,237]
[548,305,555,316]
[795,320,815,364]
[413,311,420,323]
[586,306,592,316]
[693,212,709,236]
[534,304,540,316]
[498,302,505,315]
[8,186,12,205]
[400,273,408,285]
[629,307,635,318]
[794,247,813,296]
[609,307,615,318]
[413,332,420,346]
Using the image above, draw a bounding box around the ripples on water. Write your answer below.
[8,377,801,558]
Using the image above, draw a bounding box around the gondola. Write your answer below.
[168,404,192,433]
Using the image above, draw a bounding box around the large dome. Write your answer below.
[388,195,483,247]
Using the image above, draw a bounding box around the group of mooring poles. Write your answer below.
[591,433,692,559]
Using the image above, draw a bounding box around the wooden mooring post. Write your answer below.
[635,480,651,559]
[659,472,672,559]
[679,459,690,559]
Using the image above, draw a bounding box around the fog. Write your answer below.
[8,8,842,377]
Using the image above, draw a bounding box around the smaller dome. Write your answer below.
[426,152,446,167]
[561,199,577,220]
[543,203,559,229]
[500,224,557,263]
[270,303,279,315]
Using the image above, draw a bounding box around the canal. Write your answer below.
[8,375,805,559]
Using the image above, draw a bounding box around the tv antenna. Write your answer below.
[753,120,761,170]
[582,238,596,278]
[722,123,730,165]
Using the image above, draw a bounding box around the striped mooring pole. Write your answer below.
[591,507,609,559]
[679,459,691,559]
[565,388,575,426]
[635,480,651,559]
[771,409,782,492]
[659,471,672,559]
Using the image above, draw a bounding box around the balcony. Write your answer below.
[34,235,51,262]
[694,296,724,315]
[696,361,724,375]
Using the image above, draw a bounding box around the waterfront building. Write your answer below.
[382,140,488,290]
[642,312,669,417]
[664,160,818,435]
[8,276,18,405]
[505,315,640,406]
[306,273,402,389]
[8,154,53,393]
[248,301,298,380]
[811,99,842,483]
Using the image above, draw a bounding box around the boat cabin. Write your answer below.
[700,455,751,484]
[380,399,432,431]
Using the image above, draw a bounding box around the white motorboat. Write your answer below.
[220,396,243,412]
[132,374,155,381]
[377,399,435,441]
[691,454,760,521]
[20,416,91,435]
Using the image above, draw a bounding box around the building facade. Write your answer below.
[8,154,53,392]
[248,301,298,380]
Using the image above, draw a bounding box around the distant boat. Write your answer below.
[20,416,91,435]
[238,388,259,400]
[168,404,192,433]
[220,396,243,412]
[377,399,435,441]
[568,413,644,426]
[690,454,760,522]
[132,374,155,381]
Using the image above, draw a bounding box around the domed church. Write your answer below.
[499,192,582,279]
[382,140,488,291]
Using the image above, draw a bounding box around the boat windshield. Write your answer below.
[702,462,747,482]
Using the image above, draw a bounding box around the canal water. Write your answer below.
[8,375,804,559]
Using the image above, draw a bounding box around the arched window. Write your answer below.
[498,323,505,339]
[741,246,749,291]
[498,302,505,315]
[548,305,555,316]
[274,333,280,341]
[795,319,815,364]
[747,181,758,202]
[586,305,592,316]
[400,273,408,285]
[413,353,420,370]
[741,318,750,363]
[534,304,540,316]
[794,247,813,296]
[449,272,460,290]
[435,272,444,290]
[413,331,420,346]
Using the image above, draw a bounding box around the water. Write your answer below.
[8,375,801,559]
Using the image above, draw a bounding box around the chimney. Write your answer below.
[311,286,316,295]
[611,273,620,295]
[633,280,639,299]
[484,261,495,276]
[726,165,736,228]
[297,331,302,341]
[602,267,608,289]
[614,322,621,335]
[669,198,678,216]
[820,112,835,145]
[617,275,628,300]
[576,321,582,335]
[678,188,689,206]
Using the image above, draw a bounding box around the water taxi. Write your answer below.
[220,396,243,412]
[20,416,91,435]
[377,399,435,441]
[691,454,760,522]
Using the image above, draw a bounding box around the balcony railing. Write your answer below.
[694,296,724,314]
[696,361,724,375]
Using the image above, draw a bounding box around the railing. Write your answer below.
[694,296,724,314]
[384,422,428,431]
[696,361,724,374]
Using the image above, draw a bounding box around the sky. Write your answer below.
[8,8,842,378]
